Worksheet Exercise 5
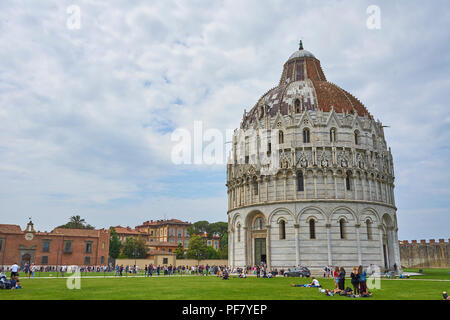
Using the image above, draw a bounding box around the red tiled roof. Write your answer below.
[245,52,371,125]
[0,224,23,234]
[111,226,143,235]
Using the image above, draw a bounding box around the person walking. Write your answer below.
[351,267,360,295]
[338,267,346,291]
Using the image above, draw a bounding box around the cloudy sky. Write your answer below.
[0,0,449,240]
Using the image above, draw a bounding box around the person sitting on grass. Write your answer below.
[222,270,229,280]
[443,291,450,300]
[290,277,320,288]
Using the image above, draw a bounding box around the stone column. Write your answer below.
[294,223,300,266]
[265,177,269,202]
[258,177,261,203]
[293,173,297,200]
[326,224,332,266]
[324,171,328,198]
[393,227,401,272]
[229,229,234,267]
[283,174,287,200]
[243,226,248,266]
[378,225,385,268]
[343,173,347,200]
[374,179,379,201]
[313,172,317,199]
[355,223,362,265]
[266,225,271,270]
[333,173,338,199]
[304,172,307,199]
[244,182,247,205]
[274,176,277,201]
[361,174,366,201]
[368,178,372,201]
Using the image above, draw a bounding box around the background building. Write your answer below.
[227,43,401,271]
[0,220,110,267]
[135,219,191,250]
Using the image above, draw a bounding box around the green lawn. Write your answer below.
[1,268,449,300]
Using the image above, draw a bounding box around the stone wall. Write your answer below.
[399,239,450,268]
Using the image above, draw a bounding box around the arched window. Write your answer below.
[354,130,360,145]
[366,219,372,240]
[309,219,316,239]
[237,224,241,242]
[303,128,310,143]
[330,128,336,142]
[279,220,286,240]
[254,217,265,230]
[279,130,284,144]
[297,171,304,191]
[345,171,352,191]
[295,99,301,113]
[253,178,258,196]
[339,219,346,239]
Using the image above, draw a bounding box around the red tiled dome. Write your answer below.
[246,46,370,123]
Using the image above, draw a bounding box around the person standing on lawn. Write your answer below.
[351,266,360,295]
[358,265,367,295]
[338,267,346,290]
[333,266,339,289]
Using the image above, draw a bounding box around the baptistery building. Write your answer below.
[226,42,401,271]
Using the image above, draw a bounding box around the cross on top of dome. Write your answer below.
[289,40,315,60]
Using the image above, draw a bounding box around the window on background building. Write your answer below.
[309,220,316,239]
[303,128,310,143]
[253,178,258,196]
[339,219,346,239]
[177,229,183,237]
[297,172,304,191]
[101,256,105,264]
[85,242,93,253]
[279,220,286,240]
[163,258,168,264]
[295,99,301,113]
[41,256,48,265]
[64,241,72,253]
[0,239,3,251]
[330,128,336,142]
[42,240,50,253]
[102,242,105,249]
[169,238,175,243]
[268,142,272,154]
[366,220,372,240]
[84,256,91,265]
[169,249,172,252]
[184,240,189,248]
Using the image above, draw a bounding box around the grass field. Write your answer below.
[1,268,448,300]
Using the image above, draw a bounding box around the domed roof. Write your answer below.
[244,42,371,124]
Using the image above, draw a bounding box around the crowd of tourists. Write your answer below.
[291,265,372,298]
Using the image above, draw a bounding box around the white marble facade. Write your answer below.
[226,47,401,272]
